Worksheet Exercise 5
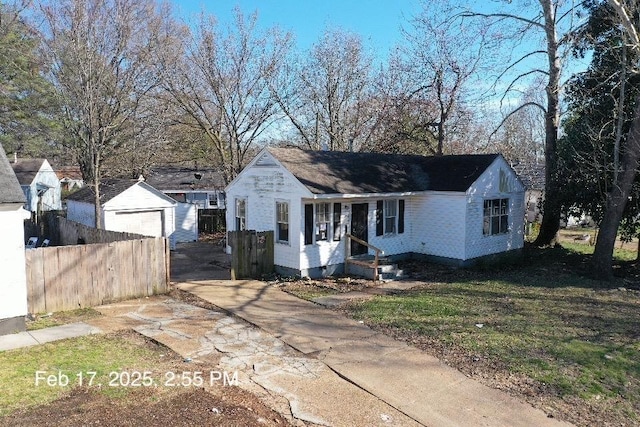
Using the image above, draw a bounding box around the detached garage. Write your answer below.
[66,178,177,248]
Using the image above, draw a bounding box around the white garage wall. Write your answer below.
[0,206,29,333]
[173,202,198,243]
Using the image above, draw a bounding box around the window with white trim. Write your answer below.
[315,202,331,241]
[483,198,509,235]
[235,198,246,231]
[276,201,289,243]
[376,199,405,236]
[384,199,397,234]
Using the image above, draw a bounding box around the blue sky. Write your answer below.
[172,0,422,55]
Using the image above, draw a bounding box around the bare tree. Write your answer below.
[461,0,584,246]
[592,0,640,278]
[274,28,377,152]
[41,0,175,228]
[393,3,488,156]
[159,9,292,184]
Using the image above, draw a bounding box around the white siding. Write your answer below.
[66,200,96,227]
[411,193,468,259]
[24,160,61,212]
[103,183,176,247]
[0,206,29,324]
[225,151,310,271]
[173,202,198,243]
[67,182,177,249]
[106,210,164,237]
[465,157,525,259]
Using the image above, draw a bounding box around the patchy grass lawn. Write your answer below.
[0,332,178,416]
[281,245,640,426]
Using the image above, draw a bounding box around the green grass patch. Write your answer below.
[561,241,637,262]
[347,257,640,419]
[0,333,170,416]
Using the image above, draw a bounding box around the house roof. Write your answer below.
[0,144,26,204]
[10,158,47,186]
[145,166,225,192]
[511,162,545,191]
[66,179,175,206]
[266,147,501,194]
[55,166,83,181]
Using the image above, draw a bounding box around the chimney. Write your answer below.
[137,174,145,182]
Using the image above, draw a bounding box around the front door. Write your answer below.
[350,203,368,256]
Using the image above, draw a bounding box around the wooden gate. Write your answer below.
[228,230,274,279]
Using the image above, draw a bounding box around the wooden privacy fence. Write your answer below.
[25,237,170,313]
[228,230,274,279]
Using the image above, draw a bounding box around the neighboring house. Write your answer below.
[225,147,526,278]
[511,161,544,224]
[0,144,30,334]
[54,165,85,193]
[10,157,62,216]
[146,166,226,210]
[146,166,226,239]
[66,178,177,249]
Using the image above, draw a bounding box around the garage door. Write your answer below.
[114,210,164,237]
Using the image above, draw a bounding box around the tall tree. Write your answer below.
[591,0,640,277]
[391,1,488,156]
[0,0,59,158]
[159,9,292,184]
[462,0,584,246]
[41,0,175,228]
[273,28,377,152]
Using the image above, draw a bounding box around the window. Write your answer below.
[208,192,218,207]
[376,199,405,236]
[483,198,509,235]
[276,201,289,243]
[235,198,246,231]
[315,202,331,241]
[384,200,397,234]
[333,203,341,241]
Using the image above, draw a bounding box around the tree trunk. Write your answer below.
[93,154,102,230]
[533,0,562,247]
[592,98,640,278]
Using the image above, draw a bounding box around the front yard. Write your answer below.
[282,245,640,427]
[0,330,290,426]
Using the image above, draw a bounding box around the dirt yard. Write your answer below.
[0,330,292,427]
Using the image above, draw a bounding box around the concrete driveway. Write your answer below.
[170,241,231,281]
[178,280,574,427]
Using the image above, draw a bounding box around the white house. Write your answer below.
[10,157,62,216]
[66,178,177,248]
[225,147,526,278]
[0,144,30,335]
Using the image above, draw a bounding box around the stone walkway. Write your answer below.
[85,296,421,427]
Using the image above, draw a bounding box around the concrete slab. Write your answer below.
[27,322,101,344]
[179,280,574,427]
[0,322,102,352]
[0,331,40,351]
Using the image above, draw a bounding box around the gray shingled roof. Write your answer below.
[0,144,26,204]
[10,158,46,186]
[511,162,544,191]
[267,147,500,194]
[66,179,140,205]
[145,166,225,191]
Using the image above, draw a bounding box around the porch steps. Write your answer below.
[346,255,406,282]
